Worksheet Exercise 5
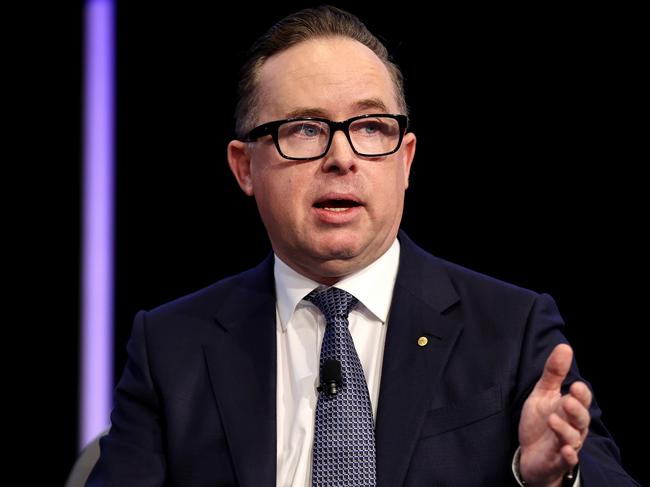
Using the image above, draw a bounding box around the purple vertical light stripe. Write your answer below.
[80,0,115,448]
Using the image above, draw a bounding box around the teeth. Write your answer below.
[323,207,349,212]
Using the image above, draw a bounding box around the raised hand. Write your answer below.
[518,344,592,486]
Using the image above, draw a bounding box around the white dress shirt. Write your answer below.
[275,239,400,487]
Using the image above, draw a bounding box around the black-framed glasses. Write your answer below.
[241,113,408,160]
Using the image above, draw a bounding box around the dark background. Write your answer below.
[62,2,645,484]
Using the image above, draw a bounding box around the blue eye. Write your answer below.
[298,124,321,137]
[353,120,386,136]
[284,122,325,139]
[362,123,379,134]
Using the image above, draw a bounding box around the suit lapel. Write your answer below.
[375,232,464,486]
[203,256,277,487]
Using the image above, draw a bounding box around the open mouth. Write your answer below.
[313,198,362,212]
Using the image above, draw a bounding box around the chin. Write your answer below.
[314,256,361,283]
[314,233,362,261]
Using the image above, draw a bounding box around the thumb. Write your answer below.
[534,343,573,394]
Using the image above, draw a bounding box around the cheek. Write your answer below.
[379,167,408,217]
[253,168,306,222]
[382,165,408,198]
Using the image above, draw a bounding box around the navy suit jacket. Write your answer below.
[87,232,637,486]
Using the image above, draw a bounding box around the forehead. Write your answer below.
[256,37,398,120]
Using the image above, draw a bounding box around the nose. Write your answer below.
[321,130,357,174]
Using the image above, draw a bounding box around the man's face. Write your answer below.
[228,37,416,284]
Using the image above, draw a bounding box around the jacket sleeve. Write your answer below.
[86,310,166,487]
[515,293,639,486]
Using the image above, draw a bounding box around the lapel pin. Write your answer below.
[417,336,428,347]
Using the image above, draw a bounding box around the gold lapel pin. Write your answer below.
[417,336,428,347]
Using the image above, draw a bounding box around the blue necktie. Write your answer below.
[306,287,376,487]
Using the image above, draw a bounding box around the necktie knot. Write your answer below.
[306,287,359,322]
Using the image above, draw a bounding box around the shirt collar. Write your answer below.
[274,239,401,331]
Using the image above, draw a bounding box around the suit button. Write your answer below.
[417,336,428,347]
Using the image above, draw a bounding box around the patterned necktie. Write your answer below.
[306,287,376,487]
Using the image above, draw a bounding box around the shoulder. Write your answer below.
[398,232,566,354]
[398,230,548,315]
[138,254,275,330]
[439,254,537,300]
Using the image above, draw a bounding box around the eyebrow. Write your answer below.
[284,98,391,120]
[354,98,390,113]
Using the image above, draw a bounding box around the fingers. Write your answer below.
[569,380,593,409]
[548,389,591,464]
[564,388,591,431]
[549,412,583,452]
[535,344,573,393]
[560,443,580,468]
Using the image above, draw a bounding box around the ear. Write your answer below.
[227,140,255,196]
[400,132,416,190]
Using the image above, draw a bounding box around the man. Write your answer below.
[87,6,637,486]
